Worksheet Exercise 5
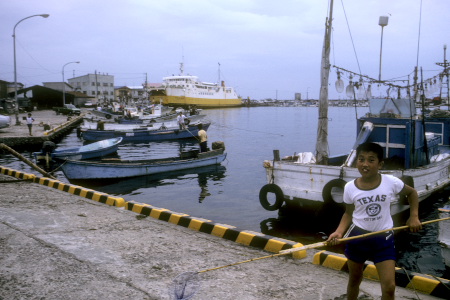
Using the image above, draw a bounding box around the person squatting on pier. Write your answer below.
[327,142,422,300]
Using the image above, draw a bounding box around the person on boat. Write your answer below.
[26,113,35,136]
[126,110,132,119]
[327,142,421,300]
[177,111,186,130]
[198,123,208,152]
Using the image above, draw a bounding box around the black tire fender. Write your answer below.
[259,184,284,211]
[322,179,347,204]
[105,114,112,119]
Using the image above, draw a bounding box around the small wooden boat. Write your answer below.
[60,142,227,180]
[438,202,450,269]
[0,114,11,129]
[80,122,210,142]
[33,137,122,161]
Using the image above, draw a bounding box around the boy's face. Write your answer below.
[356,150,383,178]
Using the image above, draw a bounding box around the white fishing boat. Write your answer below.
[149,63,242,108]
[0,114,11,129]
[438,202,450,269]
[259,0,450,226]
[81,114,207,131]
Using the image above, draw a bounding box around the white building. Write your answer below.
[68,73,114,104]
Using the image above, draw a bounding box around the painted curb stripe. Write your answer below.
[27,174,125,207]
[0,166,35,180]
[125,200,304,256]
[314,251,450,298]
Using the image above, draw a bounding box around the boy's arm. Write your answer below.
[400,184,422,232]
[327,204,354,245]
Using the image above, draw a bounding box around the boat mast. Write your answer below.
[315,0,334,165]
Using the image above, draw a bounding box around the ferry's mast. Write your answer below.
[315,0,334,165]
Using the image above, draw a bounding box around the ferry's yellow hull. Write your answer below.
[150,95,242,108]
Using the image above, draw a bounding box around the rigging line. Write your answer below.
[16,39,54,74]
[339,0,363,79]
[338,0,369,106]
[415,0,423,70]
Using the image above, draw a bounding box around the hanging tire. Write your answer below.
[322,179,347,204]
[259,184,284,211]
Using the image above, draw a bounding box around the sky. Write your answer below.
[0,0,448,101]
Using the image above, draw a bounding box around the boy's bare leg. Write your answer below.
[375,259,396,300]
[347,260,364,300]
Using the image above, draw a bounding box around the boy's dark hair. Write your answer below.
[356,142,384,161]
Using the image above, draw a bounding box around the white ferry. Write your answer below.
[149,63,242,108]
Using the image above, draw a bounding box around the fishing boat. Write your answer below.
[149,63,242,108]
[60,142,227,180]
[259,0,450,225]
[80,114,207,131]
[80,122,210,142]
[33,137,122,161]
[438,202,450,269]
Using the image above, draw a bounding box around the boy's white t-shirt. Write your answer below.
[344,174,404,232]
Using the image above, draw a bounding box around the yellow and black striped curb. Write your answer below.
[125,200,307,258]
[313,251,450,299]
[0,166,125,207]
[33,175,126,207]
[0,166,36,180]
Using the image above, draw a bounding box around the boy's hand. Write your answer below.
[326,232,343,246]
[406,216,422,233]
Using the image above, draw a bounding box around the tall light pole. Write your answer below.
[378,16,389,82]
[62,61,80,106]
[13,14,50,125]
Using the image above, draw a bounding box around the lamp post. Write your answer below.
[13,14,49,125]
[378,16,389,82]
[62,61,80,106]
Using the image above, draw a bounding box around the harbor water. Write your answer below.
[0,106,448,278]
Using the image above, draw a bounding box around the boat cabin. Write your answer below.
[358,98,446,170]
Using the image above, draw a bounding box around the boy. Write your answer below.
[327,142,422,300]
[26,113,35,136]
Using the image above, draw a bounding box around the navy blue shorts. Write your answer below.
[344,225,396,264]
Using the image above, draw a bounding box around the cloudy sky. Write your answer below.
[0,0,448,100]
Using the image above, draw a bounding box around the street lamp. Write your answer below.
[13,14,49,125]
[378,16,389,82]
[62,61,80,105]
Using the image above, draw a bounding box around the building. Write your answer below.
[68,73,114,104]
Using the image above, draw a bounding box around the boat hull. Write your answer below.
[81,123,210,142]
[34,137,122,161]
[153,95,242,108]
[60,149,227,180]
[263,157,450,216]
[438,204,450,269]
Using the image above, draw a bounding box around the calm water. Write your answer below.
[0,106,448,277]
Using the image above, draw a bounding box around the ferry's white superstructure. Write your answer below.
[149,64,242,108]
